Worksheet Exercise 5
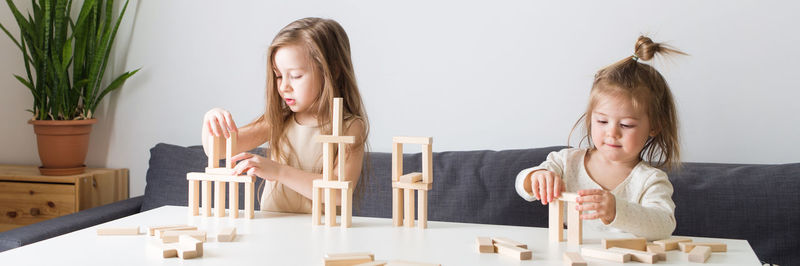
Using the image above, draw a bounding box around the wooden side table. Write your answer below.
[0,165,129,232]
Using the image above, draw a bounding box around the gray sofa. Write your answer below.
[1,143,796,265]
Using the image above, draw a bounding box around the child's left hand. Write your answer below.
[230,152,282,181]
[576,189,616,224]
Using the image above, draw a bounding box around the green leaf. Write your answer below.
[91,67,138,112]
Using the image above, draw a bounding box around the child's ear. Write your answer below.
[649,128,658,137]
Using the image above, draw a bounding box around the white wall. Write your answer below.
[2,0,799,197]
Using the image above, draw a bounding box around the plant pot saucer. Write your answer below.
[38,165,86,176]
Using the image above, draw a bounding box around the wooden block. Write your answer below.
[647,244,666,261]
[476,237,494,253]
[602,237,647,251]
[313,179,353,190]
[205,167,236,175]
[392,142,402,182]
[492,237,527,249]
[342,187,353,227]
[230,181,239,218]
[217,227,237,242]
[332,98,343,136]
[567,201,582,247]
[226,131,237,168]
[96,226,139,235]
[148,224,187,236]
[161,230,206,243]
[177,249,198,259]
[581,247,631,263]
[324,255,373,266]
[385,261,439,266]
[404,187,415,227]
[187,172,256,183]
[245,177,254,219]
[688,245,711,263]
[323,143,334,181]
[608,247,657,264]
[392,136,433,145]
[325,252,375,260]
[312,186,323,226]
[338,142,347,182]
[493,242,532,260]
[188,180,199,216]
[417,190,427,229]
[398,172,423,183]
[208,136,222,168]
[549,199,564,242]
[155,226,197,238]
[325,188,337,226]
[560,192,579,202]
[157,244,178,258]
[202,180,212,216]
[354,261,387,266]
[391,181,432,191]
[315,135,356,144]
[392,188,403,226]
[563,252,587,266]
[422,144,433,184]
[215,181,226,217]
[179,234,203,257]
[653,237,692,251]
[679,242,727,253]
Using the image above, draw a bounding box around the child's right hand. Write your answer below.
[530,170,564,205]
[203,108,238,138]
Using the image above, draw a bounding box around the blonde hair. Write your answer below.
[570,36,685,170]
[252,17,370,206]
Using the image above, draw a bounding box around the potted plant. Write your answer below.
[1,0,139,175]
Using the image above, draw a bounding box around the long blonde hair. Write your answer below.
[570,36,685,170]
[252,17,370,205]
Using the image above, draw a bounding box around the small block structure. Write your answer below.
[602,237,647,251]
[96,226,139,236]
[563,252,587,266]
[312,98,356,228]
[688,245,712,263]
[391,136,434,229]
[187,131,256,219]
[549,193,583,247]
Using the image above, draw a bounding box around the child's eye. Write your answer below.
[291,75,303,79]
[597,120,608,124]
[620,124,635,128]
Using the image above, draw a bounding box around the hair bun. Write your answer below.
[633,36,686,62]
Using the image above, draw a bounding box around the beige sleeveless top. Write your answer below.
[259,117,324,213]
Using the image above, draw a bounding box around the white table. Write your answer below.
[0,206,760,265]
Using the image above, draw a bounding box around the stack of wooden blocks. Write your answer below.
[391,136,433,229]
[549,192,582,248]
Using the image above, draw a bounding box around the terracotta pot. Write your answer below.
[29,119,97,176]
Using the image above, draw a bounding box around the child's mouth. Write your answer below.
[285,98,296,106]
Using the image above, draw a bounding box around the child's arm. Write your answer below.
[514,149,569,202]
[604,172,676,240]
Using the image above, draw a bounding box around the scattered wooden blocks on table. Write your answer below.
[157,244,179,258]
[96,226,139,235]
[563,252,587,266]
[492,237,527,249]
[476,237,494,253]
[581,247,631,263]
[688,245,712,263]
[493,242,533,260]
[147,224,187,236]
[608,247,658,264]
[179,234,203,257]
[324,254,374,266]
[354,261,388,266]
[653,237,692,251]
[384,260,440,266]
[679,242,727,253]
[602,237,647,251]
[155,226,197,238]
[647,244,667,261]
[217,227,237,242]
[161,230,207,243]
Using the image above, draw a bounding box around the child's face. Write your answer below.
[590,94,655,164]
[273,44,322,117]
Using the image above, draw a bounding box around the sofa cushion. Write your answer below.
[141,143,264,212]
[669,162,800,265]
[354,146,565,227]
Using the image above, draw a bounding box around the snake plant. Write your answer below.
[1,0,139,120]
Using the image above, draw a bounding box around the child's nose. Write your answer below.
[278,80,291,92]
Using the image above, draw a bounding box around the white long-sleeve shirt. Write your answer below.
[515,148,676,240]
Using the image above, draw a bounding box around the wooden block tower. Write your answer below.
[549,192,582,247]
[311,98,356,227]
[186,132,255,219]
[391,136,433,228]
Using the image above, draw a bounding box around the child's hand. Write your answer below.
[576,189,616,224]
[230,152,281,181]
[203,108,238,138]
[530,170,564,205]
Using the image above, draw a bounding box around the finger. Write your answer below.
[553,177,562,199]
[224,112,238,133]
[578,189,604,196]
[205,119,215,137]
[531,176,541,201]
[538,178,547,205]
[215,113,230,138]
[230,152,254,162]
[580,194,603,203]
[246,167,256,177]
[578,202,598,212]
[581,212,601,220]
[547,174,555,204]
